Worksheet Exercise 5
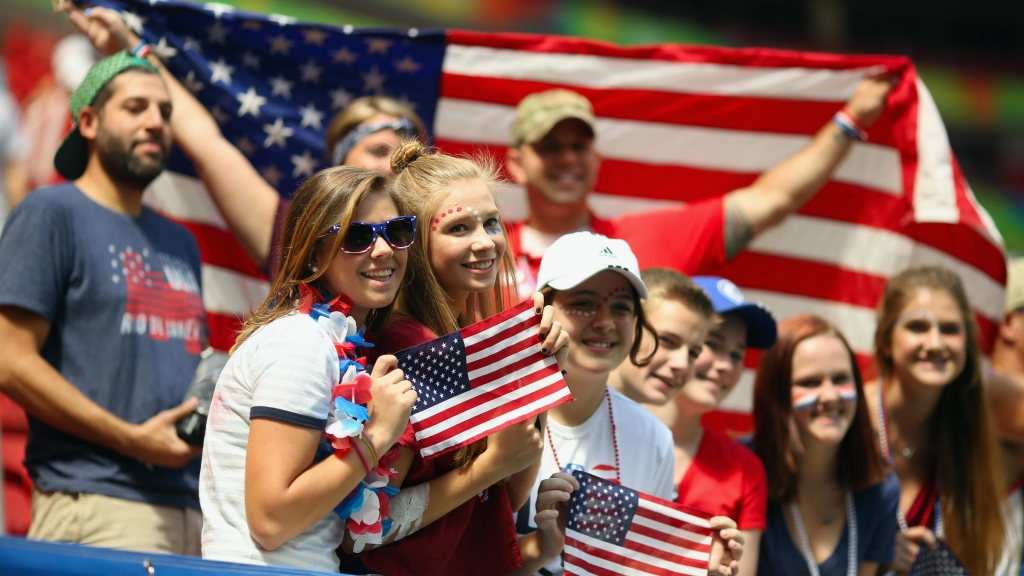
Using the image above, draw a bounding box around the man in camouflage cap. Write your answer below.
[0,49,205,554]
[502,81,895,302]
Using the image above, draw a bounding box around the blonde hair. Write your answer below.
[874,266,1005,574]
[232,166,401,352]
[325,97,427,163]
[389,139,518,466]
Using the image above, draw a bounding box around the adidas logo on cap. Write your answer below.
[598,246,615,257]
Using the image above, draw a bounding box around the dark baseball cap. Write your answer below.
[693,276,777,349]
[54,50,159,181]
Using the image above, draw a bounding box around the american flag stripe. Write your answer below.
[440,43,884,101]
[415,375,569,457]
[635,497,713,535]
[436,100,902,194]
[566,472,713,576]
[439,73,906,145]
[466,339,547,380]
[566,534,706,576]
[462,305,536,345]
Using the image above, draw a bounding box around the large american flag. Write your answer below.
[565,471,714,576]
[95,0,1005,433]
[393,300,571,459]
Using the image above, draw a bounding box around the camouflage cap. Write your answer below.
[54,50,159,181]
[511,89,595,146]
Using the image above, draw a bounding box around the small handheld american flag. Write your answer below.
[565,471,714,576]
[394,300,572,459]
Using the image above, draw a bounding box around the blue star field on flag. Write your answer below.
[567,470,639,547]
[92,0,445,199]
[395,331,472,413]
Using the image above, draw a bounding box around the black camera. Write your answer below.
[175,347,229,446]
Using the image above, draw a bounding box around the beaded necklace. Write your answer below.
[875,382,942,536]
[790,492,858,576]
[546,388,621,483]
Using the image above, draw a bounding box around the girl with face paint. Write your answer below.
[865,267,1005,575]
[336,140,571,576]
[752,314,896,576]
[522,233,745,576]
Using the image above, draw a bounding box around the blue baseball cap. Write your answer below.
[693,276,777,349]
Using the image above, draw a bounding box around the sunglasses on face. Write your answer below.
[325,215,417,254]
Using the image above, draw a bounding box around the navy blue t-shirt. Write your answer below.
[757,472,900,576]
[0,184,205,509]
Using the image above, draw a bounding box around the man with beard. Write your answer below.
[0,51,205,554]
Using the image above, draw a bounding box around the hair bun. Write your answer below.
[391,140,427,174]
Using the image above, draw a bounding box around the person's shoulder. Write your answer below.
[857,470,901,511]
[19,183,83,209]
[250,312,330,347]
[608,388,672,444]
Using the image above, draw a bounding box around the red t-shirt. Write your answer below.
[905,469,939,531]
[676,430,768,531]
[507,197,728,296]
[344,313,522,576]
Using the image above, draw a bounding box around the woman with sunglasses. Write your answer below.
[520,232,744,576]
[866,267,1005,575]
[70,6,427,277]
[337,140,569,576]
[199,166,417,570]
[751,314,896,576]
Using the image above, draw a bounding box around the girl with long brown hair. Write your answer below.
[338,140,570,576]
[867,267,1005,575]
[199,166,418,570]
[753,314,896,575]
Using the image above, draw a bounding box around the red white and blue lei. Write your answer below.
[299,284,401,552]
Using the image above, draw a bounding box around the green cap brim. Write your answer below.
[54,128,88,181]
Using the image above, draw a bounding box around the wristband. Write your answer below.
[350,439,372,475]
[833,109,867,141]
[357,435,379,466]
[131,40,151,59]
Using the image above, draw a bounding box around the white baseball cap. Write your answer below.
[536,232,648,299]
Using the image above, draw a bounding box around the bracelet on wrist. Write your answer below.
[131,40,151,59]
[832,109,867,141]
[357,435,379,466]
[350,439,372,475]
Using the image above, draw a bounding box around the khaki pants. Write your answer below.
[27,489,202,556]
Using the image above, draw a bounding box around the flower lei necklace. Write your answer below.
[298,284,402,553]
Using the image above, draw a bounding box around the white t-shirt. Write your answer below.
[518,387,675,575]
[199,313,345,572]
